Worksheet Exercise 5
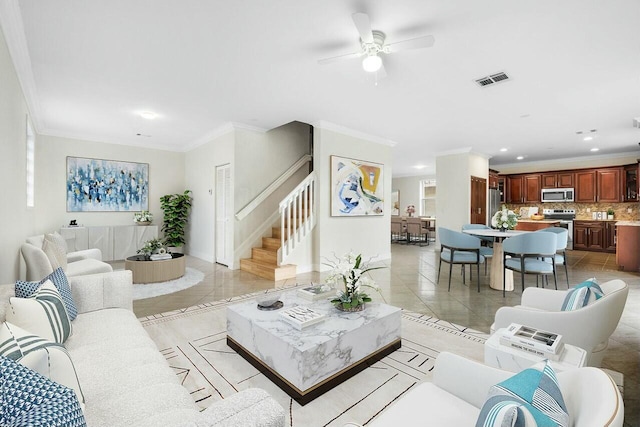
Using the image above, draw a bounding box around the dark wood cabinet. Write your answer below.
[489,170,500,189]
[605,222,617,252]
[523,174,541,203]
[623,163,638,202]
[574,220,615,253]
[507,175,523,203]
[596,167,622,202]
[575,170,597,203]
[541,172,574,189]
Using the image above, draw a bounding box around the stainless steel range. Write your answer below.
[543,208,576,250]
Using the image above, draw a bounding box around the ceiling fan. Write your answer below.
[318,12,435,78]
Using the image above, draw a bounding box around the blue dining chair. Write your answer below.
[502,232,558,297]
[437,227,485,292]
[536,227,569,286]
[461,224,493,274]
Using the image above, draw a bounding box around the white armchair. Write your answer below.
[344,352,624,427]
[492,279,628,366]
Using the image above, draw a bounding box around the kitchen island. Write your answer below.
[616,221,640,272]
[515,219,560,231]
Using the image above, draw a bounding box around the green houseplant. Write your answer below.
[160,190,192,250]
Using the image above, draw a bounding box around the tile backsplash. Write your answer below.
[505,202,638,221]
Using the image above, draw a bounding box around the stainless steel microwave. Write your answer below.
[541,188,574,202]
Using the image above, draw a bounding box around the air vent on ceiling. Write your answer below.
[475,71,510,87]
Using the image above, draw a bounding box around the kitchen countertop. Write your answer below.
[574,219,619,222]
[615,221,640,227]
[517,219,560,223]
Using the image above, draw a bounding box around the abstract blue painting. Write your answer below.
[331,155,384,216]
[66,157,149,212]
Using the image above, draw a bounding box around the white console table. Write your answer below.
[60,225,158,261]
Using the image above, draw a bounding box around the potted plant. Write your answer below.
[324,253,383,312]
[137,238,165,257]
[160,190,192,253]
[133,210,153,225]
[607,208,615,220]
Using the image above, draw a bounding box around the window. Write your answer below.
[26,119,35,207]
[420,179,436,217]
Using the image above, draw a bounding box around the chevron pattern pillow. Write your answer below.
[0,355,86,427]
[0,322,85,409]
[15,267,78,320]
[476,361,568,427]
[561,278,603,311]
[7,280,72,343]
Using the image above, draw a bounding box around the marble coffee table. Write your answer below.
[226,291,401,405]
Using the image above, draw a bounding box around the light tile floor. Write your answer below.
[129,245,639,426]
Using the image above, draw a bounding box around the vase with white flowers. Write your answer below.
[324,253,383,312]
[491,205,518,230]
[406,205,416,217]
[134,210,153,225]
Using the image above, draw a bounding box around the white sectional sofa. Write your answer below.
[0,270,286,427]
[22,234,113,281]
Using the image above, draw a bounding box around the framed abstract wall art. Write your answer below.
[331,155,384,216]
[66,156,149,212]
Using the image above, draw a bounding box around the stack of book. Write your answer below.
[279,306,325,330]
[150,253,172,261]
[296,284,335,301]
[499,323,564,361]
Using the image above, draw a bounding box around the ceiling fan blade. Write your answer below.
[352,12,374,43]
[317,51,364,65]
[386,35,435,53]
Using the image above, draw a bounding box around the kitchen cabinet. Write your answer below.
[605,222,617,252]
[596,167,622,203]
[523,174,541,203]
[573,220,615,253]
[489,170,500,188]
[498,178,505,203]
[507,175,523,203]
[623,163,638,202]
[575,170,597,202]
[541,172,574,189]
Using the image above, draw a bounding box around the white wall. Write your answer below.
[184,130,234,262]
[0,27,36,283]
[35,135,185,234]
[391,175,435,216]
[313,127,392,270]
[435,152,489,236]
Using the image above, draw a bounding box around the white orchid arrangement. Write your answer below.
[133,210,153,223]
[491,205,518,230]
[324,252,382,310]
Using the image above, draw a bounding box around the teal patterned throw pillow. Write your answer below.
[561,278,603,311]
[476,361,568,427]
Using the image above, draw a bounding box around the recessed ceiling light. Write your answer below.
[590,148,599,152]
[500,148,508,152]
[413,165,426,169]
[139,111,158,120]
[516,156,524,160]
[583,136,593,141]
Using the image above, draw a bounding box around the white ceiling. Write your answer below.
[3,0,640,176]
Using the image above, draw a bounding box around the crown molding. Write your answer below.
[0,0,44,132]
[312,120,398,147]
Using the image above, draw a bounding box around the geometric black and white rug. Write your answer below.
[140,288,489,426]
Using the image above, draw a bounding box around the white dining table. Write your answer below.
[461,229,529,292]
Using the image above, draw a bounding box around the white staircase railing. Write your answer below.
[278,171,316,265]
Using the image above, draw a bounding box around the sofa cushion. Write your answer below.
[561,278,603,311]
[476,361,568,427]
[65,258,113,278]
[16,268,78,320]
[0,322,85,409]
[0,355,86,427]
[6,280,72,343]
[43,233,68,271]
[50,232,69,255]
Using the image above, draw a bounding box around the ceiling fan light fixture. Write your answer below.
[362,54,382,72]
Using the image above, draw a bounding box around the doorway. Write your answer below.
[470,176,487,224]
[215,164,232,266]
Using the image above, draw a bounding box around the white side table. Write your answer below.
[484,328,587,372]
